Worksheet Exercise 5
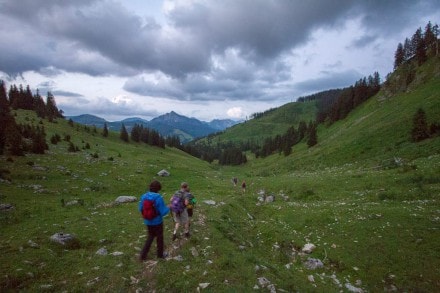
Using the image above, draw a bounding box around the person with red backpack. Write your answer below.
[138,180,170,261]
[170,182,190,241]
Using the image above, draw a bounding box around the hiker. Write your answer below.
[241,180,246,193]
[138,180,170,261]
[232,177,238,186]
[170,182,190,240]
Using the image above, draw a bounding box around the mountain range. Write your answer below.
[67,111,240,143]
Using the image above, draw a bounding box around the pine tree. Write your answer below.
[307,122,318,147]
[0,81,24,155]
[130,124,141,142]
[102,123,109,137]
[424,21,436,56]
[394,43,405,69]
[120,124,129,142]
[33,89,46,118]
[411,108,429,142]
[403,37,413,60]
[0,80,12,154]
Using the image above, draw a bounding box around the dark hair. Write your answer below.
[149,180,162,192]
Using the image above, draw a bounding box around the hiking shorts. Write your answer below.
[172,209,189,224]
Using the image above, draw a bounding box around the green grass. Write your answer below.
[203,100,318,145]
[1,56,440,291]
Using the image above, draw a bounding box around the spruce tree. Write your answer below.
[411,108,429,142]
[0,81,23,155]
[120,124,129,142]
[394,43,405,69]
[102,123,109,137]
[307,123,318,147]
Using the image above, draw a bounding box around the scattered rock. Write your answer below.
[110,251,124,256]
[157,169,170,177]
[32,165,48,171]
[96,247,108,255]
[198,283,210,289]
[190,247,199,257]
[302,243,316,253]
[308,275,315,283]
[87,277,100,286]
[303,258,324,270]
[0,203,14,211]
[28,240,39,248]
[345,282,364,293]
[203,200,216,205]
[50,233,76,246]
[265,195,274,203]
[172,255,184,261]
[257,277,271,287]
[267,284,276,293]
[65,199,84,206]
[115,196,137,203]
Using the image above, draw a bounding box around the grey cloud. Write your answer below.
[295,70,362,93]
[1,0,439,108]
[349,35,378,49]
[2,0,438,78]
[52,90,83,97]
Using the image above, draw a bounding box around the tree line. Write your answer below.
[0,81,179,156]
[394,21,438,69]
[0,81,59,156]
[187,21,439,165]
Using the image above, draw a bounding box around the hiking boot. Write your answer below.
[172,233,177,241]
[184,232,190,238]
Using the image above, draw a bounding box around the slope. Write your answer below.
[202,99,319,145]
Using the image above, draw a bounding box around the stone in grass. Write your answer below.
[302,243,316,254]
[50,233,80,249]
[203,200,216,205]
[198,283,210,289]
[304,258,324,270]
[50,232,76,246]
[28,240,40,248]
[96,247,108,255]
[157,169,170,177]
[0,203,14,211]
[115,196,137,203]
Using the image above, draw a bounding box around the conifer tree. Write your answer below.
[411,108,429,142]
[130,124,141,142]
[307,123,318,147]
[102,123,109,137]
[120,123,129,142]
[33,89,46,118]
[0,81,12,154]
[394,43,405,69]
[0,81,24,155]
[424,21,436,51]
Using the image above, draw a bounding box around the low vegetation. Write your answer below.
[1,22,439,292]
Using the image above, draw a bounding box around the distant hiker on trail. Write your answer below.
[241,180,246,193]
[232,177,238,186]
[138,180,170,261]
[170,182,190,241]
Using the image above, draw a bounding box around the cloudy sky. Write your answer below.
[0,0,438,122]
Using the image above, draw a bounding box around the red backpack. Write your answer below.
[142,198,158,220]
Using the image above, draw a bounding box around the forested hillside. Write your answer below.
[187,21,439,165]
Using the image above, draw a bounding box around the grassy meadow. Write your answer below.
[1,57,440,293]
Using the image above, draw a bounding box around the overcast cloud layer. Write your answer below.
[0,0,438,121]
